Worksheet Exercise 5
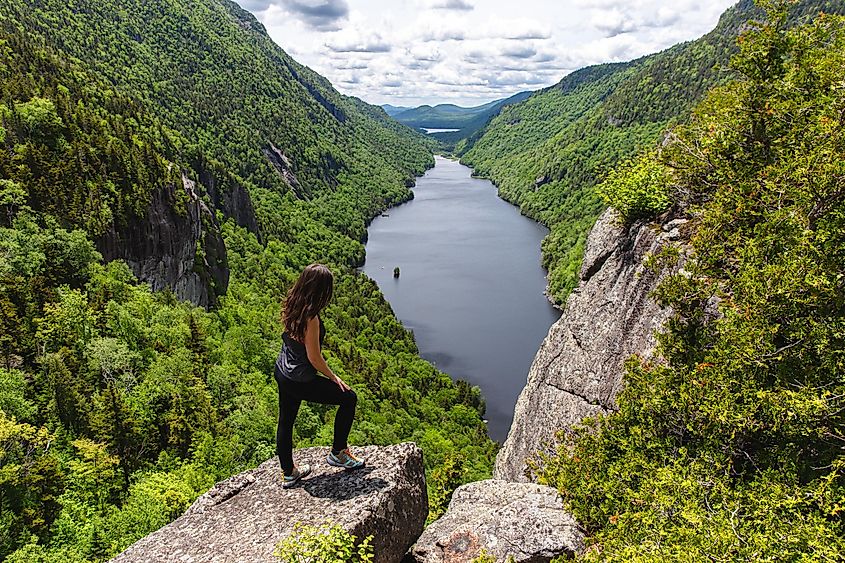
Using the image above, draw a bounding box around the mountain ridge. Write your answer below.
[0,1,496,561]
[457,0,845,304]
[387,91,533,140]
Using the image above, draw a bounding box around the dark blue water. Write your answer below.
[363,156,560,441]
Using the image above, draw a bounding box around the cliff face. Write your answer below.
[97,173,229,309]
[195,158,261,236]
[495,208,684,481]
[111,443,427,563]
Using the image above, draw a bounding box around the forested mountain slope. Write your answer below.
[382,104,412,117]
[15,0,434,243]
[537,6,845,558]
[0,1,494,561]
[459,0,845,304]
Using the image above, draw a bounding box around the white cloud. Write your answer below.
[500,44,537,59]
[245,0,736,106]
[326,29,392,52]
[420,27,467,42]
[265,0,350,31]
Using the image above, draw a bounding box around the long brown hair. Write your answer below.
[283,263,334,341]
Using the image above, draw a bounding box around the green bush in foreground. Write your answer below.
[274,522,373,563]
[534,3,845,561]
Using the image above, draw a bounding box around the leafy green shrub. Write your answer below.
[426,453,463,522]
[470,549,496,563]
[596,154,671,222]
[14,97,63,139]
[274,522,373,563]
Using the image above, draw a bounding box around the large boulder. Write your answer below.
[408,479,584,563]
[110,443,427,563]
[496,209,684,481]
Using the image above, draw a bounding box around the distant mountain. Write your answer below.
[391,91,533,135]
[381,104,412,116]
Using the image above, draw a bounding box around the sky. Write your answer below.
[235,0,737,108]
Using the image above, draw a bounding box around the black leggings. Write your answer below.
[275,368,358,475]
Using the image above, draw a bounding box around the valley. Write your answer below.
[0,0,843,561]
[363,157,559,442]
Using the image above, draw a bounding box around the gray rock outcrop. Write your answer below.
[97,173,228,308]
[263,142,308,199]
[195,156,260,236]
[408,479,583,563]
[496,208,684,481]
[110,443,427,563]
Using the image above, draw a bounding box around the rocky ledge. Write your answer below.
[408,479,584,563]
[110,443,427,563]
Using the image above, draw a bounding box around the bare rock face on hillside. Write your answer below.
[495,208,684,481]
[110,443,427,563]
[97,173,229,308]
[408,479,584,563]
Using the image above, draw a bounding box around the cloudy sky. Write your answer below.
[235,0,736,107]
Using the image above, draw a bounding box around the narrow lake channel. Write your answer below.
[363,156,560,441]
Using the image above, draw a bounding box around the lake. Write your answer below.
[363,156,560,441]
[422,128,461,133]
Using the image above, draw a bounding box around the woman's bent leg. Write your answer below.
[331,386,357,454]
[276,377,302,476]
[296,377,357,453]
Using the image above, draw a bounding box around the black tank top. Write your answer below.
[276,317,325,382]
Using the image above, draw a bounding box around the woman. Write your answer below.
[275,263,365,488]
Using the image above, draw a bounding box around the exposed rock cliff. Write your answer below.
[495,208,684,481]
[194,156,260,236]
[406,209,685,560]
[263,142,308,199]
[97,173,229,308]
[408,479,583,563]
[110,443,427,563]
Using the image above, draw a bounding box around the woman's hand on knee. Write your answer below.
[331,373,351,392]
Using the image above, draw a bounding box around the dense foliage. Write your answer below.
[0,1,494,561]
[596,155,671,222]
[457,0,845,304]
[535,5,845,559]
[274,522,373,562]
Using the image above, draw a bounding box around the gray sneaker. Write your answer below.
[327,448,365,470]
[282,463,311,488]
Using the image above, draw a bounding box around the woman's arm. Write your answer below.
[304,316,350,391]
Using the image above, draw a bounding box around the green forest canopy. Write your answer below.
[457,0,845,305]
